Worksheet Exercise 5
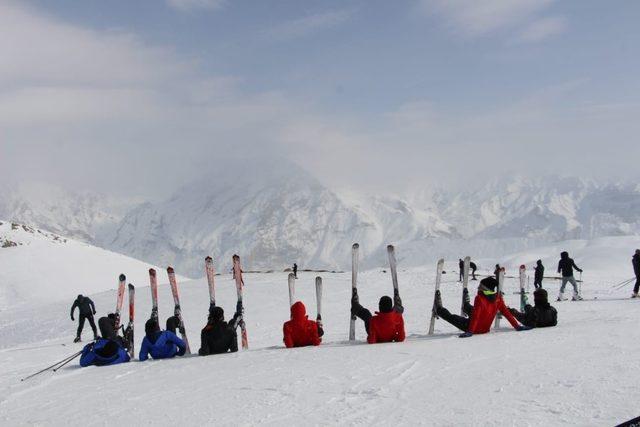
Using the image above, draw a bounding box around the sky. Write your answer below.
[1,0,639,198]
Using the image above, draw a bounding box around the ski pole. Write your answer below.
[21,350,83,382]
[52,351,82,372]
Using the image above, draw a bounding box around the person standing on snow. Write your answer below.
[293,263,298,279]
[351,294,405,344]
[433,277,529,338]
[139,318,187,361]
[534,260,545,289]
[198,306,239,356]
[70,294,98,343]
[459,259,465,282]
[632,249,640,298]
[494,264,501,282]
[283,301,323,348]
[557,251,583,301]
[509,288,557,328]
[469,261,478,280]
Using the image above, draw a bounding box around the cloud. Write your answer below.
[421,0,555,38]
[517,16,566,43]
[266,9,354,42]
[166,0,225,12]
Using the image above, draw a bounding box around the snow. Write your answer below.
[1,237,640,425]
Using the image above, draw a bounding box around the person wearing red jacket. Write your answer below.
[433,276,530,338]
[351,295,405,344]
[283,301,323,348]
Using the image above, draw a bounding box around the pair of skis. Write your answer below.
[349,244,401,341]
[287,273,323,328]
[114,274,135,358]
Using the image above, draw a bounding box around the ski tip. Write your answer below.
[167,266,174,274]
[205,256,213,262]
[387,244,394,252]
[119,274,126,282]
[148,268,156,276]
[520,264,526,269]
[315,276,322,283]
[352,243,359,249]
[437,258,445,264]
[128,283,135,290]
[288,273,295,279]
[232,254,240,261]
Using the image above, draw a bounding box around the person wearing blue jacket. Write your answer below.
[139,318,187,361]
[79,338,130,367]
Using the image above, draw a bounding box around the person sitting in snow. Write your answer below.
[198,306,239,356]
[283,301,323,348]
[79,338,130,367]
[433,276,529,338]
[139,318,187,361]
[351,292,405,344]
[509,288,557,328]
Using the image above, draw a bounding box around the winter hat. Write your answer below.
[561,251,568,259]
[479,277,498,292]
[635,249,640,256]
[145,319,160,336]
[378,296,393,313]
[533,288,548,305]
[536,260,542,265]
[77,294,83,299]
[209,306,224,322]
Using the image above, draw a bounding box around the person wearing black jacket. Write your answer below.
[70,294,98,342]
[198,306,239,356]
[632,249,640,298]
[510,288,557,328]
[534,260,544,289]
[557,251,583,301]
[469,261,478,280]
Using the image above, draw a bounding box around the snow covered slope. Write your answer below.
[1,238,640,425]
[0,220,186,310]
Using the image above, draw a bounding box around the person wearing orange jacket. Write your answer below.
[433,276,530,338]
[283,301,323,348]
[351,295,405,344]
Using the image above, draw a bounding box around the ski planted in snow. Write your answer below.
[167,267,191,354]
[494,267,505,329]
[232,254,249,350]
[205,256,216,312]
[519,264,528,311]
[288,273,296,307]
[428,258,445,335]
[114,274,126,331]
[387,245,402,308]
[149,268,158,322]
[461,256,470,317]
[125,284,135,359]
[349,243,360,341]
[315,276,323,329]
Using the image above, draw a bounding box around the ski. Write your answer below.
[126,284,135,359]
[149,268,158,322]
[428,258,445,335]
[387,245,401,307]
[315,276,323,328]
[461,256,470,317]
[519,264,528,311]
[232,254,249,350]
[205,256,216,312]
[494,267,505,329]
[288,272,296,307]
[349,243,359,341]
[114,274,126,331]
[167,267,191,354]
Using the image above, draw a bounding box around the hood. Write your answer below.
[290,301,308,321]
[533,288,549,307]
[561,251,569,260]
[536,260,543,266]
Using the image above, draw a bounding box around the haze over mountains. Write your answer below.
[2,160,639,277]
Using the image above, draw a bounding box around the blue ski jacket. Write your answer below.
[139,330,186,361]
[79,339,130,367]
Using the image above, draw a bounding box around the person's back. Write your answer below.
[468,287,519,334]
[139,319,186,361]
[80,338,130,367]
[199,306,238,356]
[283,301,321,348]
[368,310,405,344]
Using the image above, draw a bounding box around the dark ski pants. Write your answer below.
[633,277,640,294]
[534,279,542,289]
[352,304,373,334]
[435,302,473,332]
[77,314,97,338]
[471,267,477,280]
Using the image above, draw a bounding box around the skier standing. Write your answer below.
[293,263,298,279]
[198,306,239,356]
[557,251,583,301]
[459,259,464,282]
[509,288,557,328]
[70,294,98,343]
[351,295,405,344]
[283,301,323,348]
[433,277,528,338]
[494,264,501,282]
[139,318,187,361]
[470,261,478,280]
[632,249,640,298]
[534,260,545,289]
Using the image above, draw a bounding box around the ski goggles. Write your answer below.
[482,289,497,296]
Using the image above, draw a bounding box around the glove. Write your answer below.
[458,331,473,338]
[516,325,533,331]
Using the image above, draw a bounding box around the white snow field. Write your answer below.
[1,237,640,425]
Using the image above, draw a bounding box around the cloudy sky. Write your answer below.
[1,0,639,197]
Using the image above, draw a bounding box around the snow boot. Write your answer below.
[572,294,583,301]
[350,289,361,316]
[73,336,81,343]
[393,288,402,309]
[632,293,638,299]
[432,289,443,317]
[557,293,566,302]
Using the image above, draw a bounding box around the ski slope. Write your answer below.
[1,238,640,425]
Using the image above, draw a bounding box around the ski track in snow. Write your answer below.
[1,262,640,425]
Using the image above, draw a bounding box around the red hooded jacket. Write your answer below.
[468,293,519,334]
[283,301,321,348]
[367,310,405,344]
